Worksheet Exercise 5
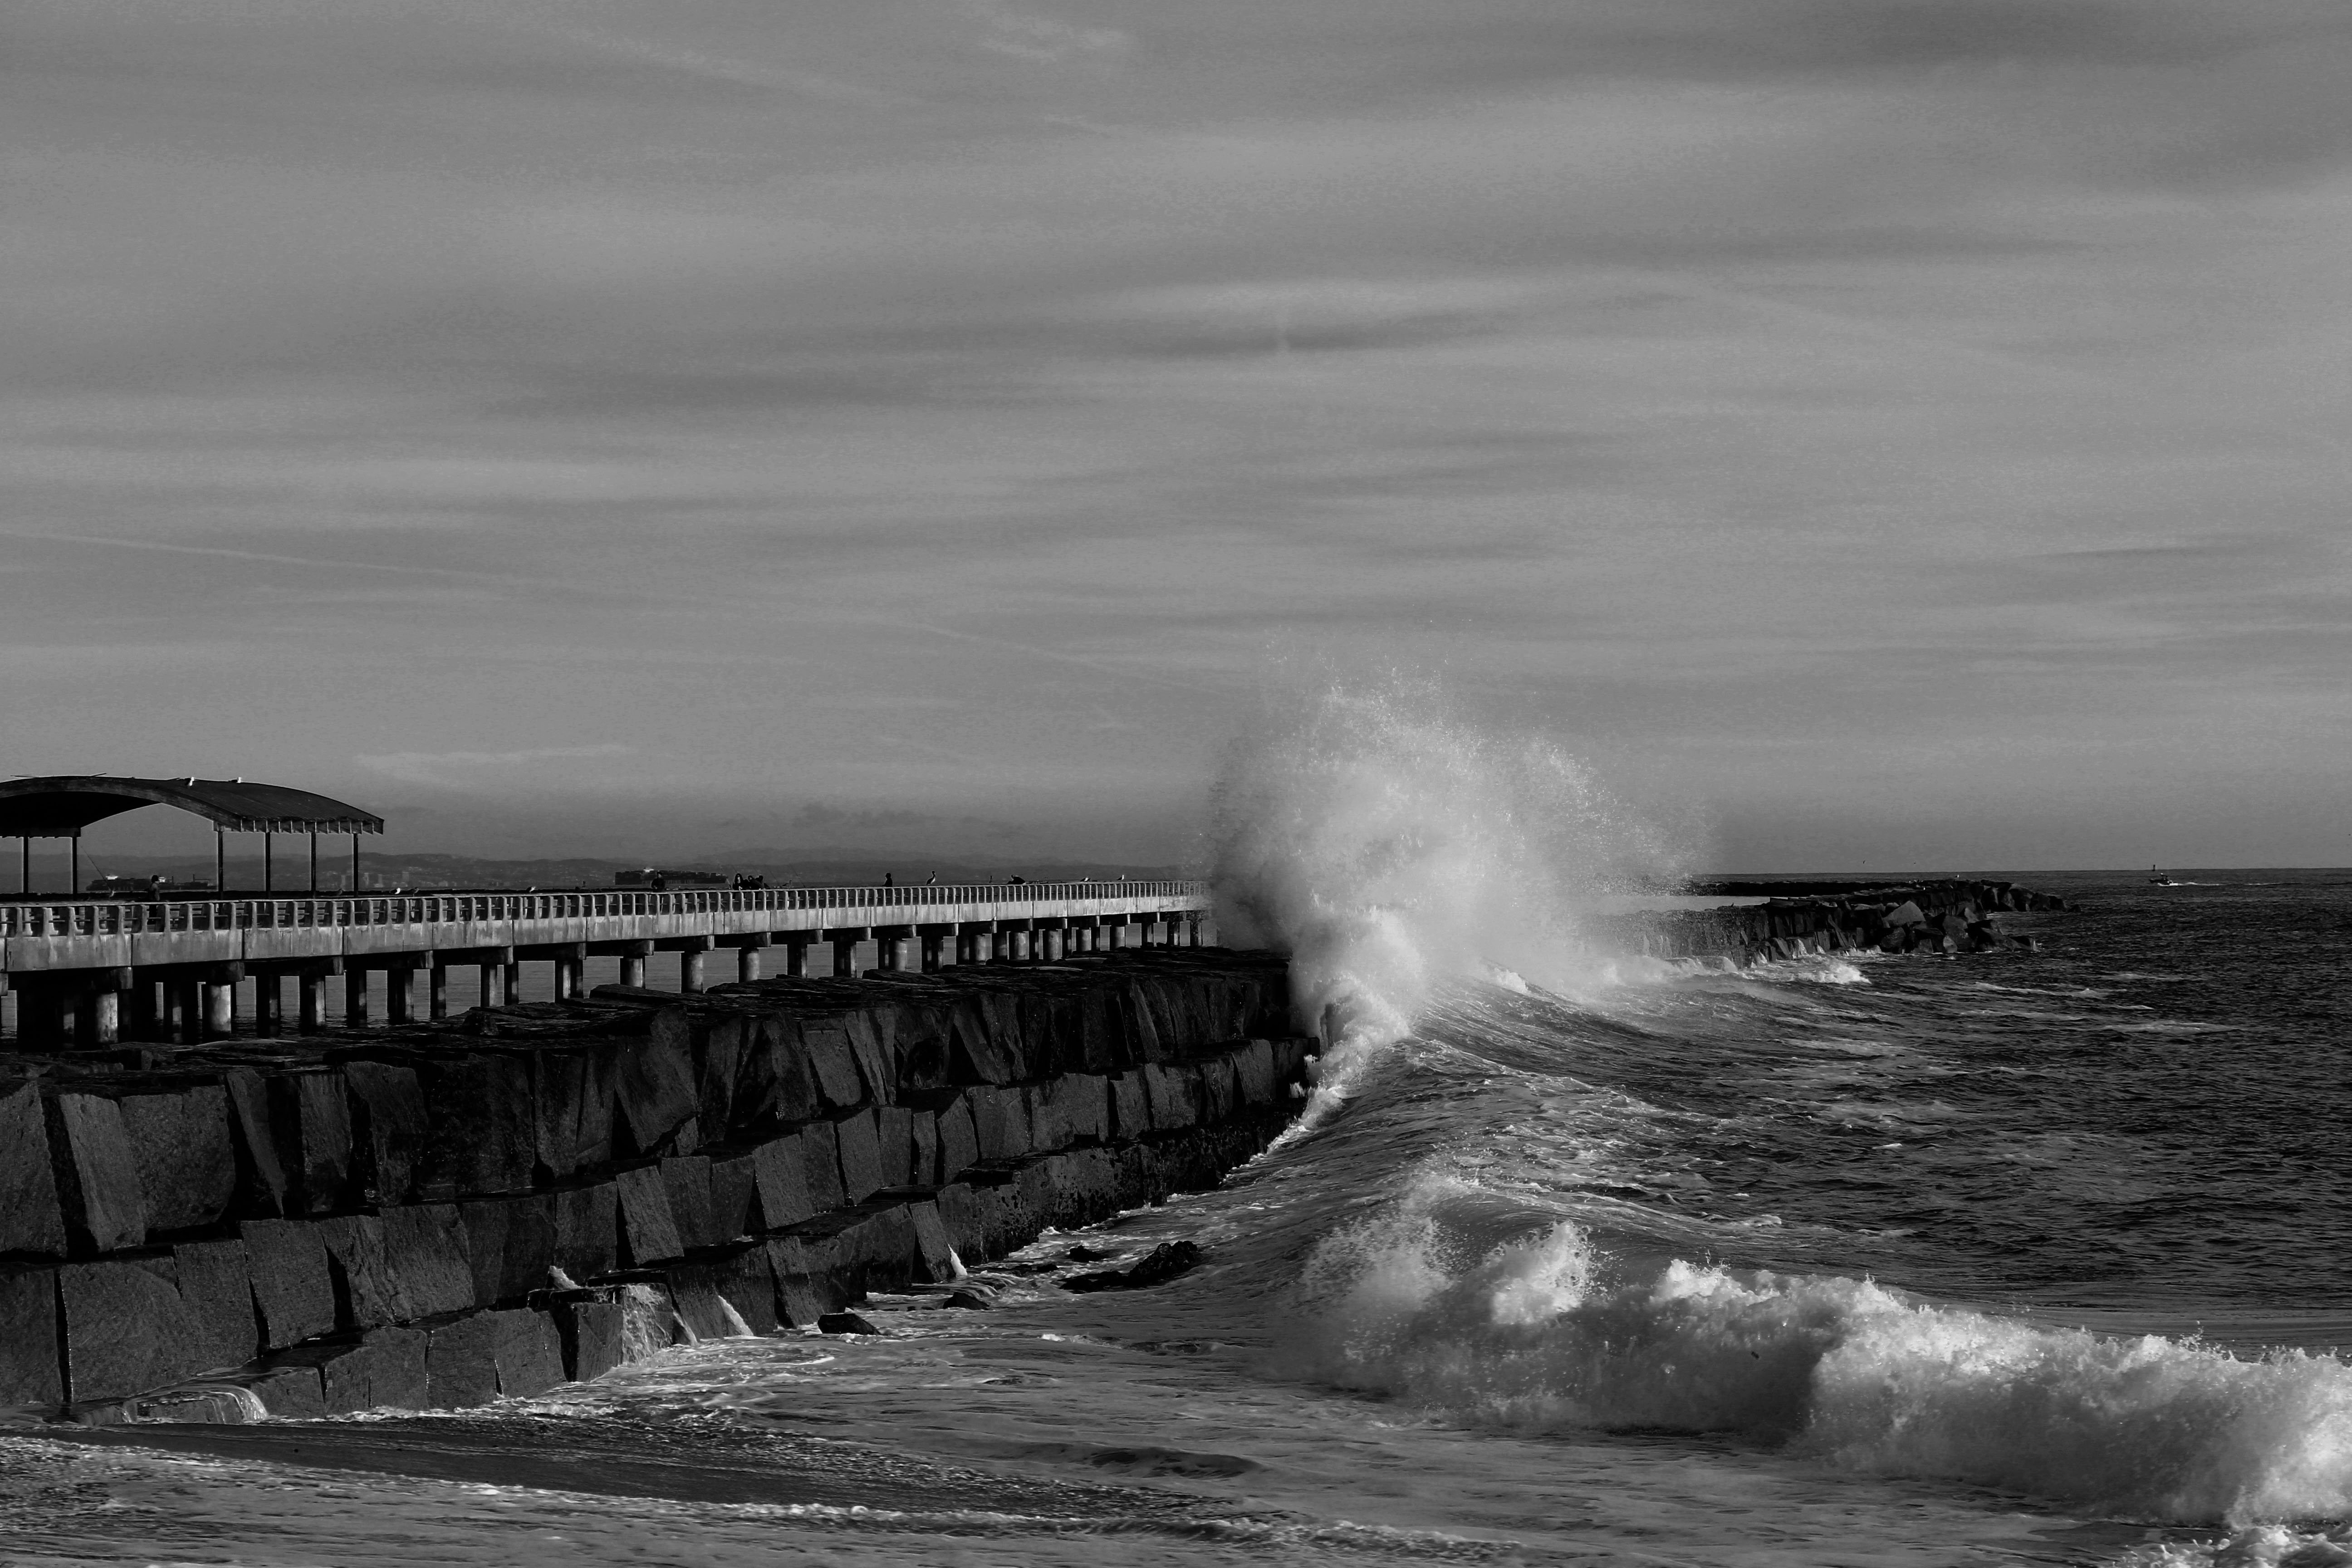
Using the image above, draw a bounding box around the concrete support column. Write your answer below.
[175,978,207,1041]
[832,937,859,978]
[680,943,708,994]
[555,954,583,1000]
[1010,929,1033,962]
[386,967,415,1025]
[618,942,650,989]
[783,937,811,977]
[125,978,161,1040]
[920,931,945,972]
[343,969,370,1030]
[254,975,281,1037]
[478,962,505,1009]
[298,972,327,1034]
[736,945,762,984]
[503,960,522,1003]
[428,964,450,1021]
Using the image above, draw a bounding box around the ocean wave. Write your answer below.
[1291,1176,2352,1525]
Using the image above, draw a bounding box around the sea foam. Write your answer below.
[1293,1175,2352,1524]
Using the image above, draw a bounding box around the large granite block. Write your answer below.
[378,1203,477,1318]
[693,1014,748,1137]
[412,1053,536,1199]
[242,1218,336,1350]
[220,1068,289,1218]
[731,1016,820,1130]
[905,1199,958,1283]
[834,1110,886,1205]
[316,1214,403,1331]
[531,1042,617,1184]
[887,1003,954,1093]
[549,1290,625,1382]
[613,1020,700,1157]
[1199,1056,1240,1123]
[118,1086,236,1234]
[749,1133,816,1231]
[0,1082,67,1257]
[172,1238,257,1370]
[707,1150,757,1243]
[872,1106,915,1188]
[659,1156,717,1250]
[946,999,1019,1085]
[843,1014,895,1106]
[1142,1062,1201,1132]
[46,1093,147,1254]
[493,1307,567,1398]
[1234,1039,1278,1107]
[614,1164,685,1267]
[58,1255,204,1402]
[665,1262,740,1342]
[245,1362,327,1419]
[424,1311,502,1408]
[0,1264,62,1405]
[799,1119,846,1211]
[268,1069,353,1215]
[1107,1070,1150,1140]
[342,1060,428,1207]
[553,1182,618,1280]
[967,1084,1031,1163]
[796,1022,867,1110]
[934,1097,980,1184]
[908,1109,940,1191]
[457,1192,559,1305]
[711,1243,779,1334]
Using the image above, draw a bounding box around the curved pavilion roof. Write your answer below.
[0,777,383,837]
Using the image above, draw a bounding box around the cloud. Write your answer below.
[356,745,634,789]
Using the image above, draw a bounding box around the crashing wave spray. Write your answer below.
[1209,676,1680,1093]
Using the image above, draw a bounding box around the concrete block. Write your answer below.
[493,1307,566,1398]
[246,1362,327,1420]
[711,1244,779,1335]
[172,1238,257,1370]
[1107,1071,1150,1140]
[0,1264,63,1406]
[693,1014,748,1136]
[968,1084,1032,1162]
[553,1182,618,1281]
[275,1327,426,1414]
[750,1133,816,1232]
[732,1016,821,1130]
[947,999,1020,1085]
[220,1068,289,1218]
[906,1200,958,1283]
[268,1069,354,1215]
[58,1255,204,1402]
[978,994,1034,1078]
[797,1022,867,1110]
[799,1119,846,1211]
[242,1218,337,1351]
[707,1151,756,1242]
[1199,1056,1240,1123]
[659,1156,717,1251]
[413,1053,536,1198]
[934,1098,980,1185]
[457,1192,559,1305]
[378,1203,477,1318]
[549,1291,625,1382]
[762,1237,842,1325]
[117,1086,236,1234]
[531,1043,617,1184]
[614,1165,685,1268]
[1234,1039,1278,1107]
[342,1059,428,1207]
[614,1020,700,1157]
[909,1110,940,1190]
[1142,1062,1200,1132]
[665,1263,740,1342]
[843,1014,895,1106]
[874,1106,915,1189]
[886,1003,955,1093]
[46,1093,147,1254]
[834,1110,886,1205]
[315,1215,402,1330]
[424,1311,502,1408]
[0,1083,67,1257]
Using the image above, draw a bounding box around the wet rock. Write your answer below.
[457,1192,559,1306]
[834,1109,886,1204]
[241,1218,337,1350]
[377,1203,477,1318]
[798,1117,847,1211]
[613,1164,686,1268]
[46,1093,147,1254]
[0,1082,67,1257]
[816,1310,879,1335]
[58,1254,206,1402]
[423,1311,501,1409]
[939,1289,992,1310]
[548,1289,626,1382]
[749,1131,817,1230]
[659,1155,717,1250]
[118,1086,236,1234]
[220,1068,289,1218]
[268,1068,353,1214]
[552,1181,618,1281]
[1063,1240,1203,1294]
[172,1237,257,1369]
[0,1264,63,1405]
[341,1059,427,1207]
[613,1021,701,1157]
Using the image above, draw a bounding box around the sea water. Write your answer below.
[5,699,2347,1567]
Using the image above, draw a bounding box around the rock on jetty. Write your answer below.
[1605,878,2072,965]
[0,949,1310,1422]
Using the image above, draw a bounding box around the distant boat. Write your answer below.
[2148,865,2182,886]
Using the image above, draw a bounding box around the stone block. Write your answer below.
[1234,1040,1278,1107]
[315,1215,402,1330]
[947,999,1019,1085]
[117,1086,236,1234]
[707,1151,757,1242]
[172,1238,257,1370]
[797,1022,868,1110]
[58,1255,204,1402]
[711,1243,779,1335]
[874,1106,914,1189]
[750,1132,816,1232]
[1107,1071,1151,1140]
[617,1279,683,1360]
[342,1059,428,1207]
[614,1164,685,1267]
[549,1292,625,1383]
[694,1014,748,1136]
[906,1200,958,1283]
[732,1016,821,1130]
[763,1237,842,1325]
[378,1203,477,1318]
[221,1068,289,1218]
[242,1218,337,1351]
[909,1110,940,1190]
[457,1192,559,1305]
[553,1182,618,1281]
[665,1262,741,1342]
[424,1311,502,1408]
[834,1110,886,1205]
[1199,1057,1240,1123]
[1142,1062,1200,1132]
[934,1098,980,1185]
[0,1082,67,1257]
[0,1264,62,1406]
[968,1085,1032,1163]
[46,1093,147,1255]
[412,1052,536,1198]
[493,1308,567,1398]
[246,1362,327,1419]
[887,1003,954,1092]
[531,1042,617,1185]
[659,1156,717,1250]
[274,1326,426,1414]
[799,1119,847,1211]
[614,1020,701,1156]
[269,1069,354,1215]
[843,1014,896,1106]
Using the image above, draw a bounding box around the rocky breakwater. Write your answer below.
[0,949,1311,1423]
[1607,879,2074,965]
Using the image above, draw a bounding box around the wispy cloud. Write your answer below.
[356,745,634,789]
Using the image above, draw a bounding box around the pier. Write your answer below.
[0,775,1210,1048]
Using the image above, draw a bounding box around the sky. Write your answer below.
[4,0,2348,872]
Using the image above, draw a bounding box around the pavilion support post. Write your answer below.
[680,941,708,994]
[69,833,79,897]
[428,962,449,1020]
[215,830,225,895]
[352,834,362,893]
[832,938,858,978]
[618,942,649,988]
[309,832,318,893]
[19,838,28,895]
[263,833,273,893]
[920,931,945,972]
